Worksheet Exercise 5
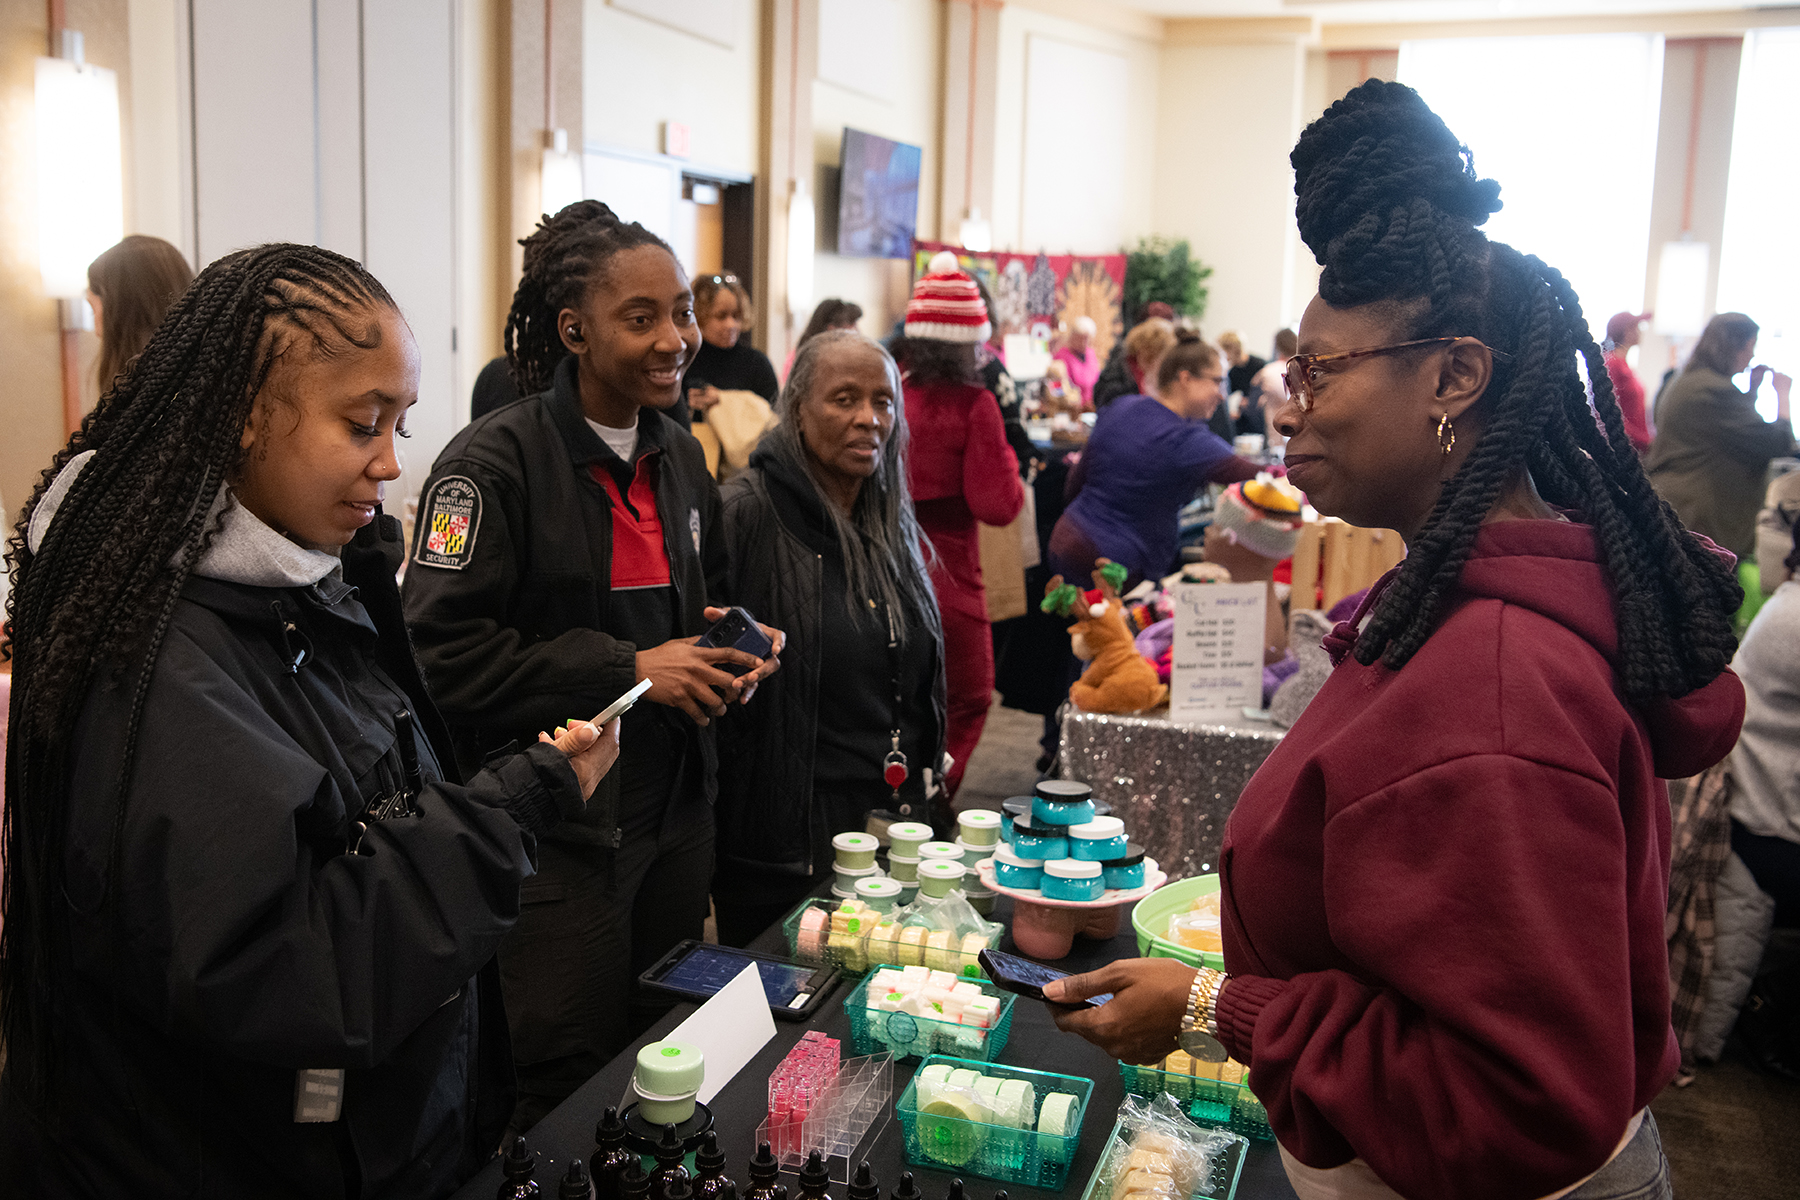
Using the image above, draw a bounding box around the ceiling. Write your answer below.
[1100,0,1781,22]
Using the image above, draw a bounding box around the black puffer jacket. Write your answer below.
[715,452,947,873]
[2,512,583,1199]
[402,356,727,845]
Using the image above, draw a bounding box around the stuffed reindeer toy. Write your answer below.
[1044,559,1169,714]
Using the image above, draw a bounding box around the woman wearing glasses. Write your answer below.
[1047,330,1261,588]
[1044,82,1744,1199]
[685,273,780,420]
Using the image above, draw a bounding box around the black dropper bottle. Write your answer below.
[620,1159,653,1200]
[665,1171,695,1200]
[693,1130,737,1200]
[889,1171,921,1200]
[743,1141,781,1200]
[593,1107,634,1200]
[498,1136,542,1199]
[561,1159,595,1200]
[846,1161,879,1200]
[944,1181,965,1200]
[797,1150,831,1200]
[648,1123,689,1200]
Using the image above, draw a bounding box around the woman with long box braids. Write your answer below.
[1042,83,1746,1198]
[402,201,782,1130]
[0,244,621,1196]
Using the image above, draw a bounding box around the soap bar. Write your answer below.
[995,1078,1034,1128]
[1036,1091,1080,1163]
[918,1094,986,1166]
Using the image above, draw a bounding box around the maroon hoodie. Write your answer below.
[1214,518,1744,1200]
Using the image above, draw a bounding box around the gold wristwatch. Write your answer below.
[1178,967,1229,1062]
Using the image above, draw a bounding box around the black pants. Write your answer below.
[1731,818,1800,928]
[497,786,714,1132]
[711,785,889,949]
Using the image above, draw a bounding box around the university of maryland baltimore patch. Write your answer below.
[415,475,482,569]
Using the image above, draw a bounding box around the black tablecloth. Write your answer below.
[451,895,1297,1200]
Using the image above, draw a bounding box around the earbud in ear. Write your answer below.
[565,325,582,344]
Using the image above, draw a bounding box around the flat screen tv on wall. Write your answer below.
[837,127,922,259]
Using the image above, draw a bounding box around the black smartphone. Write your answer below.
[979,948,1110,1008]
[639,940,839,1021]
[695,605,775,676]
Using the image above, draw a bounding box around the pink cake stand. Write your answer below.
[974,857,1167,960]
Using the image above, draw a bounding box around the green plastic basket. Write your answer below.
[1117,1062,1271,1142]
[1078,1117,1248,1200]
[842,975,1015,1063]
[896,1055,1095,1190]
[1131,874,1225,970]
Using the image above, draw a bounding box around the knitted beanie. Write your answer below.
[904,251,992,343]
[1211,477,1306,560]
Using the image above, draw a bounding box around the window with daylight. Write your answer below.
[1397,34,1665,344]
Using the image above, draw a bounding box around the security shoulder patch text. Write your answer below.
[415,475,483,569]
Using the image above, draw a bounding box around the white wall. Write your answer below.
[811,0,942,342]
[1154,38,1307,346]
[992,5,1159,257]
[583,0,761,178]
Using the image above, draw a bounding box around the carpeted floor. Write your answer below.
[957,698,1800,1197]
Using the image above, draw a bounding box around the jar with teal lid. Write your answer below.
[1010,818,1068,861]
[992,842,1043,891]
[633,1040,705,1125]
[1067,816,1128,861]
[1101,844,1146,890]
[1040,858,1102,902]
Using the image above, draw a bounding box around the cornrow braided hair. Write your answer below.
[1,243,396,1111]
[504,200,675,395]
[1292,81,1740,701]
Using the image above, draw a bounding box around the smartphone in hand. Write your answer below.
[979,949,1111,1008]
[696,606,774,676]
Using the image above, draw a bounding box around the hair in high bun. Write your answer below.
[1291,80,1739,701]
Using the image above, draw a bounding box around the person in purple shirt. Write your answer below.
[1049,331,1260,587]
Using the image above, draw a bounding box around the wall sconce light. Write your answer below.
[958,207,992,253]
[541,127,584,217]
[786,181,815,320]
[35,34,123,301]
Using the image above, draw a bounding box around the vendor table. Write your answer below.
[1058,709,1282,879]
[449,893,1298,1200]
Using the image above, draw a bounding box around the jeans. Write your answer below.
[1559,1111,1673,1200]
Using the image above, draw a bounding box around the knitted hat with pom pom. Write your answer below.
[904,251,991,343]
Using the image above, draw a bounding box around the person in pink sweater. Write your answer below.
[1044,82,1746,1199]
[897,254,1024,806]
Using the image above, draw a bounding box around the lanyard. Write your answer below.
[881,599,911,814]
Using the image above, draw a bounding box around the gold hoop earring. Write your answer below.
[1436,412,1456,457]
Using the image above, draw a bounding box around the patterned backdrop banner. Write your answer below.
[912,240,1128,361]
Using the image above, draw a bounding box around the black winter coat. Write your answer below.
[714,461,947,873]
[2,513,584,1198]
[402,357,727,846]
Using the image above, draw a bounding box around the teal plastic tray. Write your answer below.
[1079,1117,1248,1200]
[842,975,1014,1063]
[896,1055,1095,1190]
[1118,1061,1272,1142]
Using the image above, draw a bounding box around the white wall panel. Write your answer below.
[1019,35,1128,253]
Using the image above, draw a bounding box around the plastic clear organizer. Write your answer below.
[782,896,1001,979]
[1079,1117,1248,1200]
[1118,1057,1272,1142]
[895,1055,1096,1191]
[754,1052,894,1184]
[842,974,1015,1063]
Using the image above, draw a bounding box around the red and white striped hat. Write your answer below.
[904,251,992,343]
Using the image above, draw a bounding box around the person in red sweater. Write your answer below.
[1044,82,1746,1200]
[1605,311,1655,454]
[897,253,1024,806]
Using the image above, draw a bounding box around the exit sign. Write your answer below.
[663,121,691,158]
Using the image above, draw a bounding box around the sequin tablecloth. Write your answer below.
[1059,707,1283,881]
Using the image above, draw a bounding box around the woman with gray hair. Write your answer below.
[709,330,948,946]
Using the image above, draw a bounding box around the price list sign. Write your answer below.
[1170,581,1268,723]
